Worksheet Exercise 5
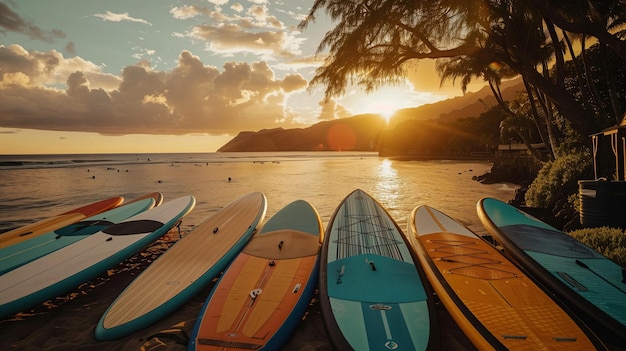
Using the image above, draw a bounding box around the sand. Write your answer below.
[0,230,475,351]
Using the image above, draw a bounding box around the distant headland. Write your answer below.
[218,79,524,156]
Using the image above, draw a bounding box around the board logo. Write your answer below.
[369,304,392,310]
[384,340,399,349]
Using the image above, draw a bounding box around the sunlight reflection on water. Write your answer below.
[374,158,401,212]
[0,153,517,236]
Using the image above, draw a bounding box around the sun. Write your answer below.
[367,103,397,123]
[339,82,451,126]
[345,85,424,123]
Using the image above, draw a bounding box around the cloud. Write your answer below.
[170,5,204,20]
[275,8,308,22]
[0,2,65,42]
[0,47,309,136]
[172,3,302,60]
[317,98,350,120]
[170,5,239,22]
[192,23,288,56]
[93,11,151,25]
[64,41,76,55]
[231,3,244,12]
[0,45,121,91]
[274,54,323,71]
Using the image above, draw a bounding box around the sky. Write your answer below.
[0,0,485,154]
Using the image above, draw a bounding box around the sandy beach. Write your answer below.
[0,229,476,351]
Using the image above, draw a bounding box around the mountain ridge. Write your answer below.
[218,79,523,152]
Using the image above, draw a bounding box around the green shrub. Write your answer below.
[568,227,626,267]
[525,148,593,208]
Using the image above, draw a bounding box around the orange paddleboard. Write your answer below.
[189,200,323,351]
[409,205,605,350]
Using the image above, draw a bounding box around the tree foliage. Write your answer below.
[569,227,626,267]
[525,147,593,208]
[301,0,626,155]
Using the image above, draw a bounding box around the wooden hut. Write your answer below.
[580,117,626,228]
[591,118,626,181]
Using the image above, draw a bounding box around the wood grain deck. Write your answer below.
[101,193,265,329]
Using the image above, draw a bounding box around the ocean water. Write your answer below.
[0,152,517,235]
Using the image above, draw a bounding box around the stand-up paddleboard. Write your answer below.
[0,196,124,248]
[0,195,195,319]
[188,199,323,351]
[410,205,604,350]
[320,189,438,351]
[477,197,626,346]
[0,193,160,275]
[125,192,164,207]
[96,192,267,340]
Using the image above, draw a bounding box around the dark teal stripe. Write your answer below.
[362,302,414,350]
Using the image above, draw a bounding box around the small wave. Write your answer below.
[0,161,25,167]
[497,183,519,191]
[0,156,119,170]
[0,159,78,169]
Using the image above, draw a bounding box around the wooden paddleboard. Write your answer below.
[0,196,124,249]
[409,204,604,350]
[320,189,438,351]
[477,197,626,346]
[188,199,323,351]
[96,192,267,340]
[0,193,159,275]
[0,195,195,319]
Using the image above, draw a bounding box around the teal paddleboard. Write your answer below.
[0,196,195,319]
[477,197,626,346]
[320,189,438,350]
[0,197,157,275]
